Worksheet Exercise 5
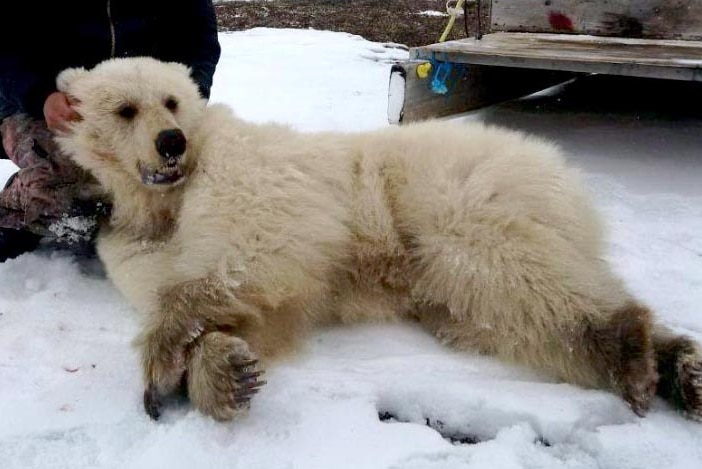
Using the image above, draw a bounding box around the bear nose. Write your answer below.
[155,129,186,159]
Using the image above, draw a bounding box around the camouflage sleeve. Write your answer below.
[0,115,110,242]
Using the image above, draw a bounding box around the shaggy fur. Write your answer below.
[56,57,702,422]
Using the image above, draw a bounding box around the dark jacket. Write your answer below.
[0,0,221,120]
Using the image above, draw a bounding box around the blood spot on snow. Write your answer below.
[63,366,79,373]
[549,12,574,31]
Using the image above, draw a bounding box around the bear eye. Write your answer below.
[118,104,138,119]
[165,97,178,112]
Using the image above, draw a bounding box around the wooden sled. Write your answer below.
[389,0,702,124]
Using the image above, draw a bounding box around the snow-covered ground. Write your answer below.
[1,29,701,468]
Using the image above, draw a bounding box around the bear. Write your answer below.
[54,57,702,422]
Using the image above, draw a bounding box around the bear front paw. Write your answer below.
[138,319,204,420]
[186,332,266,421]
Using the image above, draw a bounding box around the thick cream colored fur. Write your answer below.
[55,58,702,422]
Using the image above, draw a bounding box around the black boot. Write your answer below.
[0,227,42,262]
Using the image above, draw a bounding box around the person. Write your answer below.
[0,0,221,262]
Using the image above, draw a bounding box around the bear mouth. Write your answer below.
[139,159,185,186]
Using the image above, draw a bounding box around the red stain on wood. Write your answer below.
[549,12,574,31]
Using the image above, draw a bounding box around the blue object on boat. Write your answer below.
[430,60,453,95]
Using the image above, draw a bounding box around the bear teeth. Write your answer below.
[140,166,184,185]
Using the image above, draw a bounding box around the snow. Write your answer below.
[48,216,99,244]
[418,10,449,17]
[1,28,701,468]
[213,28,407,132]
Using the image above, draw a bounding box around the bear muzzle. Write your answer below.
[140,129,189,186]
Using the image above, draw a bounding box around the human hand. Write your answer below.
[43,91,80,133]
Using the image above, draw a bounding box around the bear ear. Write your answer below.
[56,67,88,95]
[165,61,192,78]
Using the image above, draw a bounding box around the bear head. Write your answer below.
[56,57,207,192]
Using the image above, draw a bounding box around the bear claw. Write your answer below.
[143,384,163,421]
[231,359,266,409]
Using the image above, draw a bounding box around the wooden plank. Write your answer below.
[411,33,702,81]
[388,61,574,124]
[489,0,702,40]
